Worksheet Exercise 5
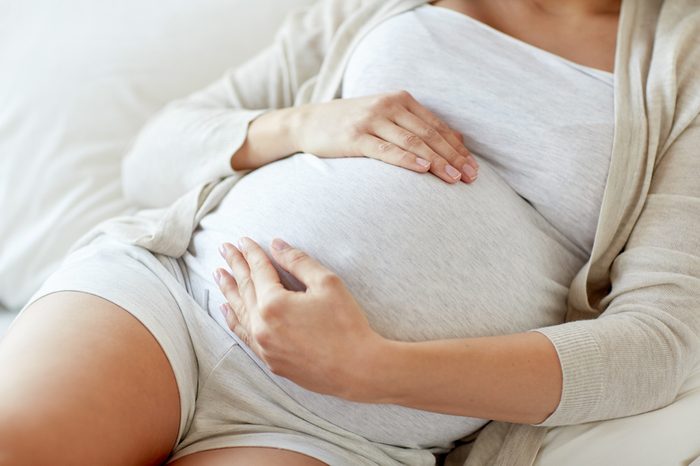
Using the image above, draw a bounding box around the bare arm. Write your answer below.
[231,92,479,181]
[215,238,561,425]
[357,332,562,425]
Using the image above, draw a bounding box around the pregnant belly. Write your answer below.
[187,153,586,448]
[195,153,584,340]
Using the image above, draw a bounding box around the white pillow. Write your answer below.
[0,0,313,311]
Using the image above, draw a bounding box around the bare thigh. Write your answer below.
[170,447,327,466]
[0,292,180,466]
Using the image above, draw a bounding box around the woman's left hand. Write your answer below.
[213,237,386,401]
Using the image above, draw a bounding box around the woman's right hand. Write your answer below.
[291,90,479,183]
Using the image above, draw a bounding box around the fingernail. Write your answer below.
[271,238,290,251]
[219,244,227,258]
[445,165,461,179]
[462,163,478,180]
[213,269,221,284]
[237,238,246,250]
[468,155,479,169]
[415,157,431,168]
[219,303,229,317]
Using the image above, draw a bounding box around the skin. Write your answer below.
[233,91,481,184]
[0,0,620,464]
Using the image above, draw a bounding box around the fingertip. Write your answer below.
[415,157,431,170]
[219,302,230,318]
[461,171,478,184]
[444,164,462,181]
[222,242,238,258]
[217,267,235,283]
[271,238,291,251]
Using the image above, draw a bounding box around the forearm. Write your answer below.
[231,107,302,170]
[353,332,563,425]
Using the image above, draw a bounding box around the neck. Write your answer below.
[525,0,621,16]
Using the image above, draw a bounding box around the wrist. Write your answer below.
[286,104,310,154]
[274,106,304,155]
[232,107,301,170]
[340,335,408,404]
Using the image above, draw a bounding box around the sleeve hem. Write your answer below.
[527,322,606,427]
[184,108,269,188]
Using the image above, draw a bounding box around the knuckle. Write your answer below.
[376,141,394,154]
[229,319,240,334]
[263,293,285,311]
[402,132,422,148]
[434,121,451,133]
[248,255,266,270]
[350,118,370,136]
[238,275,252,289]
[286,250,308,267]
[239,331,252,347]
[253,329,273,347]
[372,94,394,110]
[319,272,342,289]
[228,310,241,328]
[395,89,413,101]
[350,114,373,137]
[267,359,284,376]
[259,301,281,321]
[398,150,414,166]
[258,298,284,321]
[420,126,439,141]
[454,155,469,167]
[431,158,448,171]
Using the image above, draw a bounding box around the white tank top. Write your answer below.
[185,5,615,451]
[342,5,614,257]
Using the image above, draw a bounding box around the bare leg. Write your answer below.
[0,292,180,466]
[170,447,327,466]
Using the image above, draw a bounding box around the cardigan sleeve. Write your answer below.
[121,0,365,208]
[529,113,700,427]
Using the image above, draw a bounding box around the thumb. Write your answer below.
[270,239,335,289]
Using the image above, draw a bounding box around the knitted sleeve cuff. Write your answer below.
[528,321,606,427]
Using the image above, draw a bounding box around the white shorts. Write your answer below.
[19,236,442,465]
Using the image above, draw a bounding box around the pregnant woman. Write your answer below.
[1,0,699,465]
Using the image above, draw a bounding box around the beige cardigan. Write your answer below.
[80,0,700,464]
